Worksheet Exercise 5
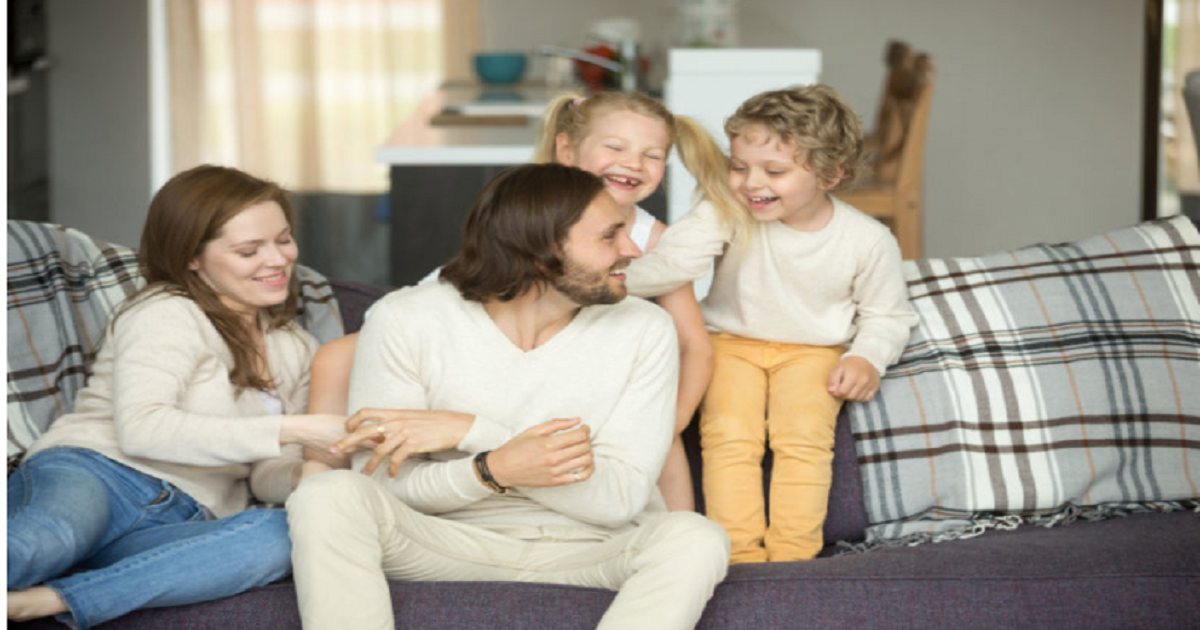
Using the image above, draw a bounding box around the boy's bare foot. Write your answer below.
[7,586,68,622]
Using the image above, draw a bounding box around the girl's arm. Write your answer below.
[644,219,713,432]
[653,282,709,512]
[654,282,713,434]
[254,328,351,500]
[300,334,359,470]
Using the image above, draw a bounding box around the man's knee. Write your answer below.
[645,513,731,575]
[287,470,380,535]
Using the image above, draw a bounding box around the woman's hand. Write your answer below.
[827,356,881,402]
[333,409,475,476]
[280,414,349,452]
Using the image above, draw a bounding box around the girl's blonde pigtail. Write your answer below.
[672,115,753,242]
[532,92,585,163]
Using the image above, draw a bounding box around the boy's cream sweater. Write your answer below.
[624,196,918,373]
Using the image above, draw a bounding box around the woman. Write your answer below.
[7,165,347,628]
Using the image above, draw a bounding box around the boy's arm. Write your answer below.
[845,232,919,374]
[624,200,733,298]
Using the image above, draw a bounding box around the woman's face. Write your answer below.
[188,200,297,319]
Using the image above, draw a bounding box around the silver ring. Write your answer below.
[573,471,583,482]
[376,425,386,435]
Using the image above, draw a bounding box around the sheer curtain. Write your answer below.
[1174,0,1200,195]
[168,0,479,193]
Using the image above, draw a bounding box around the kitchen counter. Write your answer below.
[375,84,565,285]
[374,84,569,166]
[375,83,665,286]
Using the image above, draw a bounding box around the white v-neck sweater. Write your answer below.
[348,281,679,533]
[624,196,918,373]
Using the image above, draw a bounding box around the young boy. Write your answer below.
[624,84,919,563]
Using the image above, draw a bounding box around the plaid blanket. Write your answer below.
[6,221,343,467]
[847,216,1200,548]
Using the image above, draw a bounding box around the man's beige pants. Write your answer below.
[287,470,730,630]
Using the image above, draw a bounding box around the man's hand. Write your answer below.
[487,418,594,488]
[827,356,881,402]
[334,409,475,477]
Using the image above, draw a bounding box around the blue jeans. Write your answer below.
[7,448,292,629]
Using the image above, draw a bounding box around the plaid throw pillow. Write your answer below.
[847,216,1200,548]
[7,221,141,466]
[6,221,343,469]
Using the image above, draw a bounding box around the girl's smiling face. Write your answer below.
[728,124,840,232]
[556,110,670,209]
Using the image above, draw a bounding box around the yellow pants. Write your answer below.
[700,333,845,564]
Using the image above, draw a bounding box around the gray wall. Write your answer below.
[483,0,1145,257]
[39,0,1145,257]
[47,0,153,249]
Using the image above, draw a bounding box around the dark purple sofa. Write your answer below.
[17,276,1200,630]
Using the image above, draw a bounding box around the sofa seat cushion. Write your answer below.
[16,511,1197,630]
[701,511,1200,629]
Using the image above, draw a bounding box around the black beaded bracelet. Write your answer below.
[473,451,508,495]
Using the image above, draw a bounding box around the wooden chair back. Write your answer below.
[840,44,934,259]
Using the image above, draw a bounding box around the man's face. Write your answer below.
[554,191,643,306]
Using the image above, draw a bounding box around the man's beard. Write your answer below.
[553,256,628,306]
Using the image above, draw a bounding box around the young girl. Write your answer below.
[7,165,348,627]
[307,90,741,511]
[623,85,919,563]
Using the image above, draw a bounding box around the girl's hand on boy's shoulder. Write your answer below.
[827,356,880,402]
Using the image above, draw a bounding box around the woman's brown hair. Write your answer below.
[120,164,300,392]
[440,163,605,303]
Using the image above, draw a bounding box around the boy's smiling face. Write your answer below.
[727,124,840,232]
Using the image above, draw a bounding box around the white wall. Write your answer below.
[47,0,153,249]
[482,0,1145,257]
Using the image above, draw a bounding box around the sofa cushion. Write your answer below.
[6,220,344,469]
[328,277,393,334]
[6,221,141,467]
[18,510,1196,630]
[847,215,1200,547]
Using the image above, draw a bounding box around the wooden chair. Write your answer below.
[840,43,934,259]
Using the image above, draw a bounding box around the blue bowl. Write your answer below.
[473,52,527,85]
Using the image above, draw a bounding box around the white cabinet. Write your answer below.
[664,48,821,223]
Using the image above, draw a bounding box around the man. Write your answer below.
[286,164,730,629]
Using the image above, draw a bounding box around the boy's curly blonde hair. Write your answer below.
[724,84,866,192]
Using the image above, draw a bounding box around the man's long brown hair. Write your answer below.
[440,163,605,303]
[118,164,300,393]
